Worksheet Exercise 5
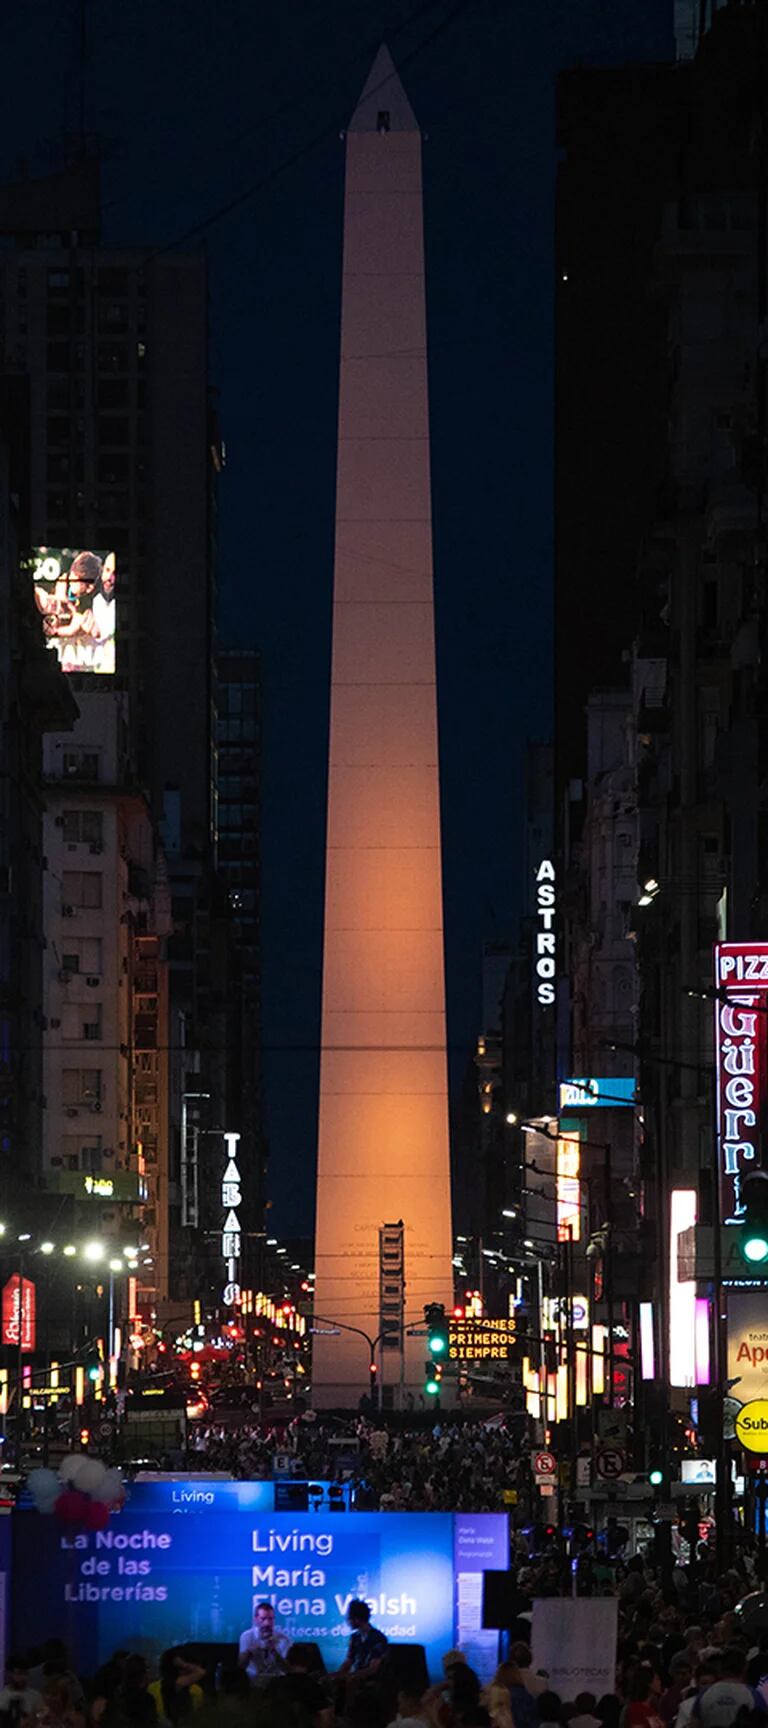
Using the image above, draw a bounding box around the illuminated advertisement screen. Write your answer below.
[31,547,116,674]
[12,1502,507,1680]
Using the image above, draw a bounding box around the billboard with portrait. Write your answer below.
[31,547,116,674]
[11,1501,507,1680]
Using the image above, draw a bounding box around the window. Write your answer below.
[62,1068,102,1105]
[62,1136,102,1171]
[60,937,102,975]
[62,810,103,845]
[62,1003,102,1041]
[62,871,102,909]
[377,109,390,132]
[62,750,100,780]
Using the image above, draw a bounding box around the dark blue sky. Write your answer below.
[1,0,672,1231]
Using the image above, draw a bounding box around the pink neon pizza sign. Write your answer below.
[715,943,768,1226]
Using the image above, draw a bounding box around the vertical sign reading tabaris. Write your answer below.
[221,1131,242,1298]
[714,944,768,1226]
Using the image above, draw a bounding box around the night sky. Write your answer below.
[1,0,671,1231]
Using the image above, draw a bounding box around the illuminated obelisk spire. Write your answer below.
[313,47,453,1406]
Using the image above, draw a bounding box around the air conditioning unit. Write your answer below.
[85,975,100,987]
[49,1017,61,1029]
[50,1156,62,1167]
[91,1101,102,1113]
[66,1107,78,1118]
[83,1024,99,1041]
[89,843,104,855]
[61,904,75,918]
[58,968,74,984]
[66,843,78,853]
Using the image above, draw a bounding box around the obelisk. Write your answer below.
[313,47,454,1407]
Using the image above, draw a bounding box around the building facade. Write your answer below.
[42,691,171,1305]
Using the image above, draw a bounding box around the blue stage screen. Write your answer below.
[11,1503,507,1681]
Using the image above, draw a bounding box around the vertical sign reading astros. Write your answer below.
[715,944,768,1227]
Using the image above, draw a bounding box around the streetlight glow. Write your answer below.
[82,1241,105,1263]
[109,1258,123,1273]
[63,1244,77,1257]
[40,1242,55,1255]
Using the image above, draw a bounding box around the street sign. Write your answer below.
[736,1399,768,1454]
[533,1449,557,1480]
[595,1446,626,1481]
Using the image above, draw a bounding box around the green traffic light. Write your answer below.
[425,1377,440,1396]
[87,1366,100,1381]
[744,1235,768,1264]
[430,1336,446,1354]
[649,1468,663,1487]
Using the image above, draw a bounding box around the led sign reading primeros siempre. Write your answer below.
[221,1131,242,1290]
[714,944,768,1227]
[535,860,556,1006]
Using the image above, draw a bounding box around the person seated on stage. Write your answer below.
[238,1602,290,1688]
[338,1601,389,1687]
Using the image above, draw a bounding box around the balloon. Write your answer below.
[84,1499,109,1531]
[54,1489,89,1525]
[74,1457,109,1496]
[93,1467,124,1506]
[59,1455,89,1486]
[27,1468,61,1513]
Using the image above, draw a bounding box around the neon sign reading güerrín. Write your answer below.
[715,944,768,1227]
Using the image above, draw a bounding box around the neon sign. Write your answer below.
[714,944,768,1226]
[221,1131,242,1286]
[534,860,556,1006]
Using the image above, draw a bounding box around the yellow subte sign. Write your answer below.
[735,1398,768,1453]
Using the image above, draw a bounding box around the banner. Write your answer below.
[728,1291,768,1404]
[531,1598,618,1700]
[12,1507,507,1681]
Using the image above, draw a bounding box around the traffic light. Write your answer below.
[424,1303,448,1357]
[424,1361,440,1397]
[648,1449,667,1494]
[741,1171,768,1266]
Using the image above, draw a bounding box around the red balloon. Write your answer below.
[86,1500,110,1531]
[54,1490,84,1525]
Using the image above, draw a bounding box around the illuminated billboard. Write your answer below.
[714,943,768,1226]
[12,1505,508,1680]
[556,1131,581,1242]
[32,547,116,674]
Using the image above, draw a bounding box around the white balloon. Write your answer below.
[74,1458,109,1496]
[59,1455,87,1485]
[93,1467,124,1505]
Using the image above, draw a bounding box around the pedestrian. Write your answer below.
[237,1602,290,1687]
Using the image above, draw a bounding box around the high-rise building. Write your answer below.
[0,159,245,1305]
[41,691,172,1304]
[0,375,77,1215]
[216,648,265,1286]
[0,159,218,855]
[313,49,454,1407]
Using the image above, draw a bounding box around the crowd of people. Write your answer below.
[186,1418,521,1512]
[7,1560,768,1728]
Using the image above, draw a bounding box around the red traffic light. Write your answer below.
[453,1305,464,1318]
